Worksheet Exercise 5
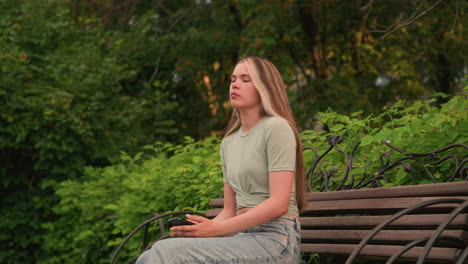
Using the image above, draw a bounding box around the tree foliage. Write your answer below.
[63,0,466,133]
[0,1,177,262]
[0,0,466,263]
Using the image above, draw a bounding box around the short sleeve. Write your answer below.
[266,118,297,172]
[220,140,229,183]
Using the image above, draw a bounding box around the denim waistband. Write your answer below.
[267,215,299,227]
[240,215,301,235]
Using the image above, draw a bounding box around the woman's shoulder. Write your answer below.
[262,116,292,131]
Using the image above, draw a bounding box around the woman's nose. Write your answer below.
[231,81,239,89]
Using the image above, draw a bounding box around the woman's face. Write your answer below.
[230,62,261,111]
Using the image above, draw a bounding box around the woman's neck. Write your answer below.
[239,108,264,134]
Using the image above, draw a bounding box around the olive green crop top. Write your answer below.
[220,116,298,216]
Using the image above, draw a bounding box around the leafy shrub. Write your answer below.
[302,92,467,191]
[46,137,223,264]
[0,2,177,262]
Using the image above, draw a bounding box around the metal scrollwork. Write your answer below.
[109,210,204,264]
[305,136,467,192]
[376,141,467,184]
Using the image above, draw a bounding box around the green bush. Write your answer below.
[46,137,223,264]
[1,1,465,263]
[302,92,467,190]
[0,2,177,262]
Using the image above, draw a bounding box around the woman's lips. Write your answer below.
[230,92,239,98]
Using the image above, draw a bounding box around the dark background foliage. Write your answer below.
[0,0,466,263]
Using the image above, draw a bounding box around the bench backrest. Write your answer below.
[206,181,468,263]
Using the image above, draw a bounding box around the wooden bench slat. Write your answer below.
[302,196,468,215]
[206,208,222,218]
[208,182,468,208]
[300,214,468,228]
[301,230,467,242]
[207,206,468,219]
[209,199,223,207]
[301,244,462,261]
[308,181,468,201]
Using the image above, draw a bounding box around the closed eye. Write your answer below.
[231,74,251,83]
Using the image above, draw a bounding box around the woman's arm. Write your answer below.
[212,183,237,222]
[170,170,294,237]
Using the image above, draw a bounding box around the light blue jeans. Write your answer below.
[135,216,301,264]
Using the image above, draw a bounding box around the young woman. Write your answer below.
[136,56,306,264]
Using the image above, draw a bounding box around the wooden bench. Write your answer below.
[110,139,467,264]
[207,181,468,263]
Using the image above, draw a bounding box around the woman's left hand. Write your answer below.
[170,214,222,238]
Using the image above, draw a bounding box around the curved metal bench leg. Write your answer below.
[345,198,467,264]
[110,210,204,264]
[385,236,466,264]
[455,246,468,264]
[417,200,468,264]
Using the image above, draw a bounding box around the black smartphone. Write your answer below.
[167,217,195,228]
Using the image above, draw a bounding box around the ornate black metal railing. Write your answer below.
[304,135,467,192]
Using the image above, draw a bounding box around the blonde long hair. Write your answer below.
[224,56,306,212]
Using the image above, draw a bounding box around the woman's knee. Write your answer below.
[154,238,190,258]
[153,238,181,251]
[135,240,170,264]
[135,249,150,264]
